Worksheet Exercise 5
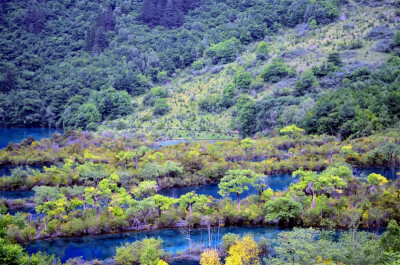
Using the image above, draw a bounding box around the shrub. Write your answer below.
[261,58,290,83]
[153,99,169,116]
[222,233,238,252]
[115,238,164,265]
[327,52,342,67]
[233,68,253,91]
[294,70,318,96]
[192,60,204,70]
[255,41,270,60]
[205,38,242,64]
[198,96,220,113]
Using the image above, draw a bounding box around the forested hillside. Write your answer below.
[1,0,400,140]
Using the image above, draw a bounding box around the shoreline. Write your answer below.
[22,221,387,244]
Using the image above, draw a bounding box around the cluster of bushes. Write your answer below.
[233,49,400,138]
[1,128,399,191]
[2,159,400,245]
[199,225,400,265]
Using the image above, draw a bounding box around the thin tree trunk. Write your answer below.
[237,193,241,211]
[311,193,316,208]
[208,225,211,248]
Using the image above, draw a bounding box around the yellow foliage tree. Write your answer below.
[157,260,169,265]
[279,124,304,137]
[225,234,260,265]
[200,249,222,265]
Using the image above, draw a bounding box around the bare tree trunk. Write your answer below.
[237,193,241,211]
[311,193,316,208]
[208,224,211,248]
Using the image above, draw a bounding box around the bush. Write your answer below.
[115,121,127,130]
[261,58,290,83]
[311,62,337,77]
[265,197,302,225]
[327,52,342,67]
[222,233,238,252]
[198,96,221,113]
[46,219,61,235]
[234,68,253,91]
[61,218,85,236]
[150,87,168,98]
[220,83,236,109]
[294,70,318,96]
[255,41,270,60]
[153,99,169,116]
[115,238,164,265]
[192,60,204,70]
[205,38,242,64]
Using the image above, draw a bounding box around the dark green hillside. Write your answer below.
[0,0,339,128]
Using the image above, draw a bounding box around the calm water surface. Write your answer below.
[159,173,298,199]
[24,225,385,263]
[0,165,45,177]
[0,128,62,149]
[0,190,35,199]
[25,226,288,262]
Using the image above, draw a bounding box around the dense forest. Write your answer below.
[0,0,341,129]
[1,0,399,140]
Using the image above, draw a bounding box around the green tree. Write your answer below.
[291,167,347,208]
[309,19,317,29]
[294,70,318,96]
[218,169,257,211]
[132,181,158,199]
[265,197,302,225]
[234,68,253,91]
[327,52,342,67]
[116,144,149,170]
[220,83,236,108]
[279,124,305,137]
[178,191,211,217]
[151,194,177,216]
[205,38,242,64]
[115,238,164,265]
[236,95,256,137]
[73,103,101,130]
[153,99,169,116]
[380,220,400,253]
[261,58,289,83]
[240,137,255,158]
[255,42,270,60]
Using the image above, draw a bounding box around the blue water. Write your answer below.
[0,165,45,177]
[25,226,288,263]
[0,190,35,199]
[7,206,37,215]
[354,167,400,180]
[159,173,297,199]
[159,167,400,200]
[0,128,63,149]
[24,225,385,264]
